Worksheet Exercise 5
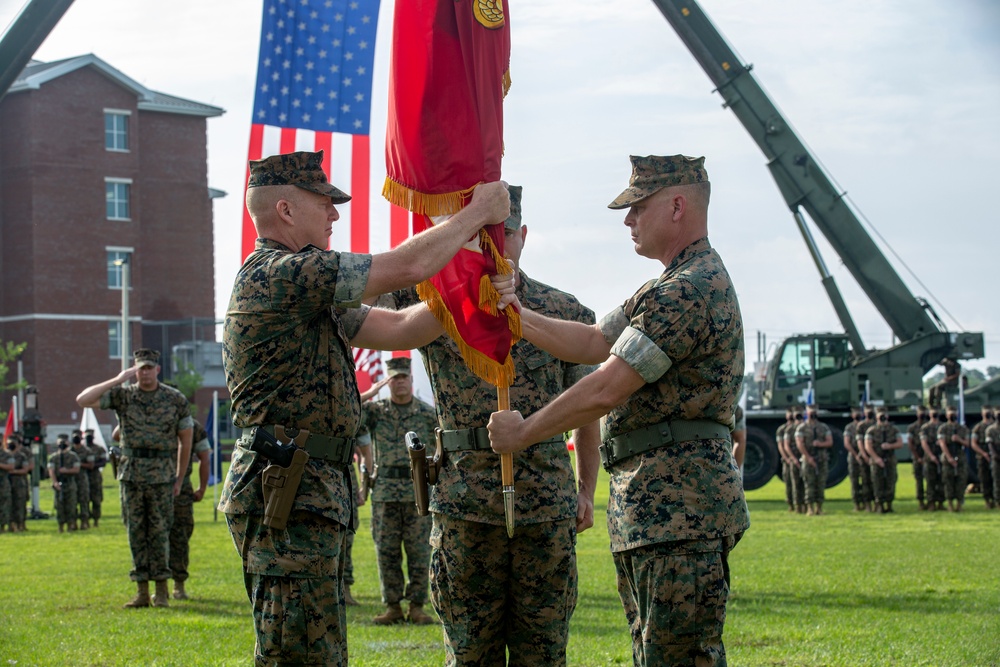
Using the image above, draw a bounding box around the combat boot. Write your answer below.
[80,519,90,530]
[59,523,65,533]
[124,581,150,608]
[153,580,170,607]
[408,603,435,625]
[68,520,77,531]
[344,584,359,606]
[93,517,99,528]
[172,580,188,600]
[373,603,405,625]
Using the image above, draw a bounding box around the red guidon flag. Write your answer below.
[382,0,519,388]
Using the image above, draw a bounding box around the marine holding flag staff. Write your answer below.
[489,156,750,667]
[218,151,509,666]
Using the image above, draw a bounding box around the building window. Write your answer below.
[107,249,133,288]
[108,320,123,359]
[105,179,131,220]
[104,110,129,151]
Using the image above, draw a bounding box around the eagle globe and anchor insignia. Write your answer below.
[473,0,505,29]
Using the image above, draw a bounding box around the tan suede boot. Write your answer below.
[124,581,150,608]
[343,584,359,606]
[408,603,435,625]
[373,604,405,625]
[172,580,188,600]
[153,580,170,607]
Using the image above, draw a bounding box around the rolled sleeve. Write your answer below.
[339,304,371,340]
[610,325,672,383]
[334,252,372,308]
[178,415,195,432]
[599,306,630,346]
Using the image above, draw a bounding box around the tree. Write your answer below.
[0,340,28,420]
[171,361,204,419]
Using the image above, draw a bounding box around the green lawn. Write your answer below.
[1,462,998,666]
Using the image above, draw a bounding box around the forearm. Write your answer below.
[175,430,193,482]
[573,421,601,502]
[197,452,210,491]
[795,439,809,459]
[76,373,127,408]
[351,304,444,350]
[522,309,610,365]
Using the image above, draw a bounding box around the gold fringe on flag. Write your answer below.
[382,178,479,218]
[502,69,511,98]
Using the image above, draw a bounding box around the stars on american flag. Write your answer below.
[253,0,378,134]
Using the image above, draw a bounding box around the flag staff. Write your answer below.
[498,387,515,537]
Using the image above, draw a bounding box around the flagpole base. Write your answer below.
[502,486,515,538]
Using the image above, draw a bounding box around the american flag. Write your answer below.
[241,0,411,260]
[353,346,384,389]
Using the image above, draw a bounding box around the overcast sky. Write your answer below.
[4,0,999,399]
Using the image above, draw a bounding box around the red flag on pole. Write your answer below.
[3,398,15,441]
[382,0,519,388]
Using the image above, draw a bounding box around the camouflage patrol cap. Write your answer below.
[248,150,351,204]
[56,433,69,442]
[72,428,82,436]
[608,154,709,210]
[386,357,411,378]
[504,185,523,230]
[134,348,160,368]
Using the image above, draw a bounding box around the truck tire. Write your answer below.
[825,426,848,488]
[743,426,780,491]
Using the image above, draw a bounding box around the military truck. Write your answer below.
[652,0,988,489]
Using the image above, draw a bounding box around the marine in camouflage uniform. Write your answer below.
[360,357,439,625]
[985,421,1000,509]
[170,420,212,599]
[83,429,108,526]
[8,435,33,532]
[0,435,16,532]
[864,407,903,513]
[775,410,794,511]
[795,407,832,515]
[489,156,750,667]
[937,407,970,512]
[785,409,806,513]
[47,436,81,532]
[842,408,866,512]
[217,150,510,666]
[70,430,92,530]
[855,408,878,512]
[906,406,929,510]
[77,348,194,608]
[970,406,995,509]
[392,184,600,665]
[919,410,945,510]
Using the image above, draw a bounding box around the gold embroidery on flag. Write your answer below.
[473,0,505,29]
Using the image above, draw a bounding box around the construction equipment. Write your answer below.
[653,0,986,489]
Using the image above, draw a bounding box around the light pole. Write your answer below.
[116,257,130,371]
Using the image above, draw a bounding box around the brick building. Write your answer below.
[0,54,226,439]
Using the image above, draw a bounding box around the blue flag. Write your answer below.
[205,402,223,486]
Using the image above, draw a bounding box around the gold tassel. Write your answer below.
[381,178,479,217]
[503,69,512,98]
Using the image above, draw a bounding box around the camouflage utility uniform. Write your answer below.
[171,422,211,585]
[855,414,877,509]
[48,447,81,528]
[396,269,596,667]
[86,436,108,524]
[866,420,900,509]
[0,443,15,530]
[102,382,193,582]
[796,417,831,507]
[361,394,438,609]
[220,238,372,666]
[775,421,793,509]
[937,420,969,507]
[985,423,1000,508]
[843,417,865,509]
[906,416,926,508]
[71,438,92,527]
[971,418,995,507]
[921,419,945,507]
[600,238,750,667]
[9,443,33,529]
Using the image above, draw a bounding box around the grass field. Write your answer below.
[1,462,998,666]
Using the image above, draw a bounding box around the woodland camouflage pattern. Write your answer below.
[796,419,831,505]
[985,423,1000,504]
[361,397,437,605]
[103,382,192,582]
[921,421,945,504]
[396,269,596,665]
[937,421,969,504]
[906,418,926,504]
[608,154,708,210]
[971,419,995,504]
[9,446,31,526]
[171,423,211,583]
[599,238,749,552]
[48,448,80,525]
[855,416,877,504]
[395,273,596,525]
[71,441,91,523]
[866,421,900,504]
[220,237,371,666]
[247,150,351,204]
